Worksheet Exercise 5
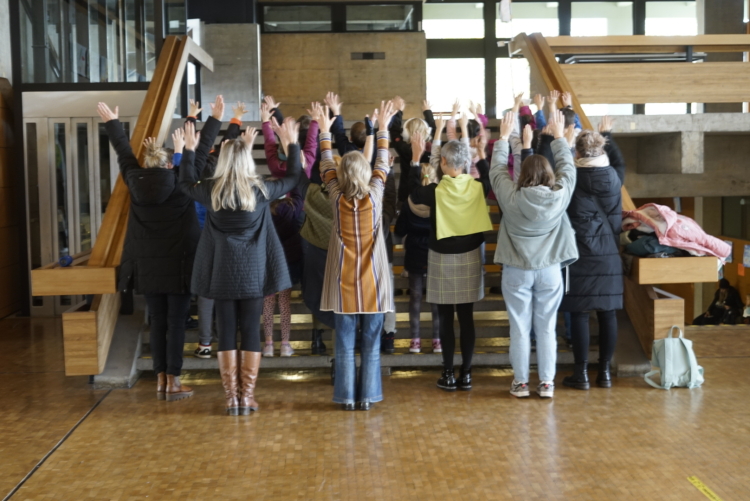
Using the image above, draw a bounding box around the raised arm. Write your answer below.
[260,102,284,177]
[98,103,140,177]
[548,109,576,201]
[599,116,625,183]
[422,100,436,137]
[265,119,302,200]
[192,95,225,177]
[316,106,340,197]
[371,100,395,193]
[363,105,378,165]
[302,114,320,178]
[489,112,518,209]
[178,121,210,205]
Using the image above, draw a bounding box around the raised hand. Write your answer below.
[143,137,158,150]
[522,124,533,149]
[533,94,545,112]
[232,101,248,121]
[512,92,524,113]
[475,102,484,116]
[500,111,515,140]
[599,115,614,133]
[210,95,225,121]
[365,107,379,134]
[411,131,426,163]
[264,95,281,110]
[97,102,119,122]
[260,102,272,123]
[434,115,446,140]
[393,96,406,112]
[476,129,488,160]
[562,91,573,108]
[548,109,566,140]
[172,128,185,153]
[184,121,200,151]
[459,106,470,139]
[277,118,300,149]
[564,124,576,147]
[548,90,560,109]
[307,102,324,123]
[422,99,431,112]
[451,98,461,119]
[379,100,396,130]
[189,99,202,117]
[241,126,258,146]
[324,92,342,116]
[318,105,335,133]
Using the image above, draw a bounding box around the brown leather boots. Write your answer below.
[165,374,194,401]
[156,372,166,400]
[218,350,261,416]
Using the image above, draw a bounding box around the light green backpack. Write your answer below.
[644,326,704,390]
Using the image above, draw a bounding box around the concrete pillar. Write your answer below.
[697,0,746,113]
[0,0,11,83]
[681,131,704,174]
[201,24,262,122]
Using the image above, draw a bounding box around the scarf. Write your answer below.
[435,174,492,240]
[575,154,609,168]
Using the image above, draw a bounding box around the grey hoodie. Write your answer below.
[490,138,578,270]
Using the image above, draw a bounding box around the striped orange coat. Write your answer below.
[319,131,394,314]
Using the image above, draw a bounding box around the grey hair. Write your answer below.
[440,140,472,173]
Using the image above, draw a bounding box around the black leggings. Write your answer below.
[215,298,264,352]
[437,303,475,371]
[144,293,192,376]
[569,310,617,364]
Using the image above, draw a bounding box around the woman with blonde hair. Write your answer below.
[97,101,202,403]
[179,97,302,415]
[314,100,397,411]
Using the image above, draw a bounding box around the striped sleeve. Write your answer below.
[371,130,389,185]
[319,132,339,192]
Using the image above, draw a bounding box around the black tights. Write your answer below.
[569,310,618,364]
[215,298,264,352]
[437,303,475,371]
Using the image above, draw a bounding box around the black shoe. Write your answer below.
[563,362,590,390]
[596,360,612,388]
[437,368,457,391]
[489,286,502,295]
[185,316,199,330]
[311,329,327,355]
[457,368,472,391]
[342,403,355,411]
[358,401,373,411]
[381,331,395,354]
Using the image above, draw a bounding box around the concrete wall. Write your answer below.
[202,24,262,122]
[261,32,427,121]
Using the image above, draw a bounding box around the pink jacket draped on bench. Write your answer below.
[622,203,731,260]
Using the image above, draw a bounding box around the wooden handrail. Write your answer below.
[510,35,750,56]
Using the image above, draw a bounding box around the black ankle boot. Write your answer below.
[596,360,612,388]
[563,362,590,390]
[437,368,457,391]
[311,329,327,355]
[457,368,472,391]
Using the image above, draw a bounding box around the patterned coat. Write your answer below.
[319,131,394,314]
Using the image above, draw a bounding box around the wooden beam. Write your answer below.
[30,266,117,296]
[61,293,121,376]
[542,35,750,54]
[624,277,685,355]
[561,62,750,104]
[630,257,719,285]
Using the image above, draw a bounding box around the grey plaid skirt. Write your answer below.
[426,247,484,304]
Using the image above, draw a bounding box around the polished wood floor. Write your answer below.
[1,317,749,500]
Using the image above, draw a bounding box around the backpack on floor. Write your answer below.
[644,326,704,390]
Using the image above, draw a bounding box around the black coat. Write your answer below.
[106,120,201,295]
[394,199,431,274]
[560,132,625,312]
[179,117,303,300]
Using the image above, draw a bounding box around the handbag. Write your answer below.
[644,326,704,390]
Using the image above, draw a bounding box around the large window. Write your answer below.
[423,3,485,39]
[427,59,485,113]
[346,4,415,31]
[571,2,633,36]
[496,1,559,39]
[18,0,159,83]
[263,5,333,32]
[496,58,530,113]
[646,1,697,36]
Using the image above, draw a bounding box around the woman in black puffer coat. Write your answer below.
[98,102,202,403]
[560,117,625,391]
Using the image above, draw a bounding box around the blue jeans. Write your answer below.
[502,265,563,383]
[334,313,384,404]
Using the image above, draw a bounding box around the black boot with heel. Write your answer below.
[563,362,590,390]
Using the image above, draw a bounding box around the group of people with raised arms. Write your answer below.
[97,87,624,414]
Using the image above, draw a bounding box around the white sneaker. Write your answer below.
[262,343,274,357]
[194,345,211,359]
[537,381,555,399]
[280,343,294,357]
[510,380,530,398]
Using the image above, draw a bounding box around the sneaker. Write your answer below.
[400,269,409,278]
[194,344,212,359]
[262,343,274,357]
[280,343,294,357]
[510,380,530,398]
[409,339,421,353]
[185,316,199,330]
[432,339,442,353]
[381,332,395,354]
[537,381,555,399]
